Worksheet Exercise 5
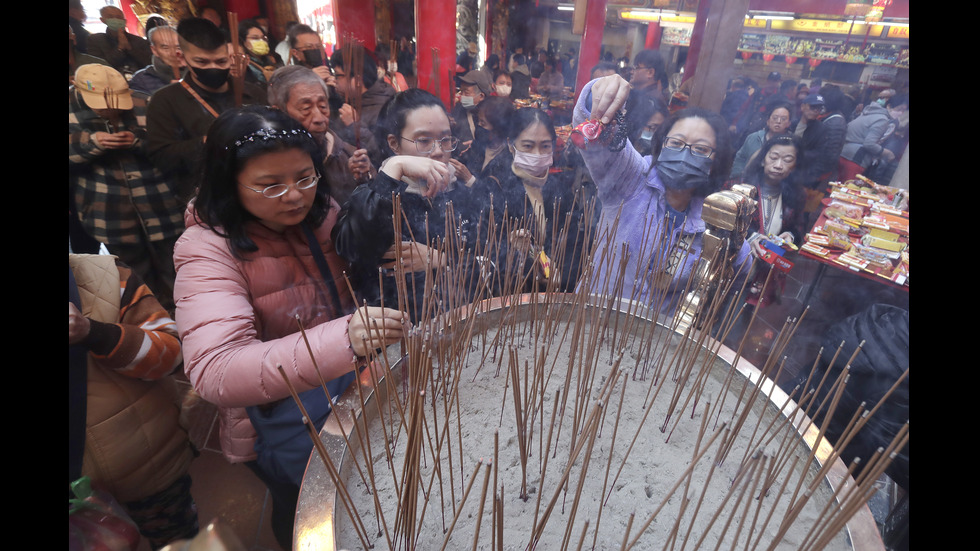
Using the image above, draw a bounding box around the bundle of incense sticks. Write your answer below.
[430,47,441,101]
[281,196,906,550]
[341,36,365,147]
[227,11,246,107]
[390,39,397,78]
[103,88,121,132]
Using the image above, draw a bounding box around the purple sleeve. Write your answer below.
[572,79,649,205]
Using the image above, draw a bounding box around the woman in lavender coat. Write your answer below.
[572,75,749,314]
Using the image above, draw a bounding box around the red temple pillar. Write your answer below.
[574,0,608,97]
[644,22,661,50]
[335,0,378,51]
[416,0,457,108]
[120,0,137,32]
[683,0,711,84]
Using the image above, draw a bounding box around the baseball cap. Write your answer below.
[74,64,134,110]
[461,70,493,96]
[802,93,825,106]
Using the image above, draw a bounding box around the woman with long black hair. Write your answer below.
[333,88,490,320]
[173,106,406,549]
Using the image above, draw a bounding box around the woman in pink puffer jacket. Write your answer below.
[173,106,408,549]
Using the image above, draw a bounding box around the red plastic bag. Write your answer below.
[69,477,141,551]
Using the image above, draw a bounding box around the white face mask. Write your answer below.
[460,95,476,109]
[512,150,552,178]
[496,85,512,97]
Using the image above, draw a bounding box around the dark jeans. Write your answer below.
[124,474,199,549]
[112,235,179,313]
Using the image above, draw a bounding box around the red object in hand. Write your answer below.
[759,246,794,273]
[570,119,604,149]
[70,477,142,551]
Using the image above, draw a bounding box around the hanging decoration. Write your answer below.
[763,53,774,64]
[785,55,798,65]
[844,0,872,16]
[865,0,892,22]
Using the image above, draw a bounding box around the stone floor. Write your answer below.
[178,377,284,551]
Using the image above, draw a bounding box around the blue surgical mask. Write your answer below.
[655,147,713,192]
[636,131,655,155]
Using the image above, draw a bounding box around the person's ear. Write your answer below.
[387,134,400,154]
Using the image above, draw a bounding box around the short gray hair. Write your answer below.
[267,65,330,111]
[148,25,177,47]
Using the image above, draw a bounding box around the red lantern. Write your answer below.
[741,51,752,61]
[763,53,775,65]
[808,58,821,68]
[785,55,798,65]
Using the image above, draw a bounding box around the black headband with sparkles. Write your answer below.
[227,128,315,149]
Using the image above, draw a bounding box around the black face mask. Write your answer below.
[301,49,324,67]
[328,85,344,113]
[474,126,491,146]
[190,66,230,89]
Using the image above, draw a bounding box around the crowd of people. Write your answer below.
[721,72,909,195]
[69,7,908,549]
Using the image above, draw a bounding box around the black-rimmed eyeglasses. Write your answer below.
[663,137,715,158]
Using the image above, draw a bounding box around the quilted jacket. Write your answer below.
[173,204,357,462]
[71,254,191,502]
